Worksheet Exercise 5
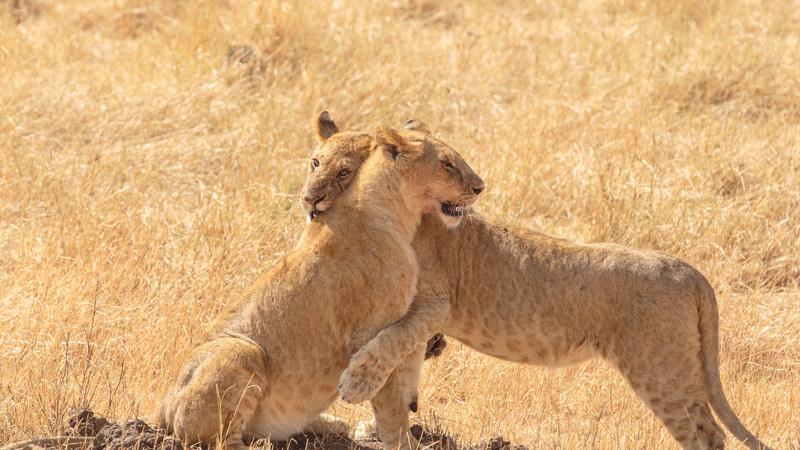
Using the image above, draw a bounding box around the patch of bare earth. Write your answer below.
[7,410,525,450]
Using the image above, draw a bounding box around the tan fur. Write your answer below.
[302,120,772,450]
[156,114,483,450]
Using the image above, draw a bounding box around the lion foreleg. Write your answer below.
[338,296,449,404]
[370,369,419,450]
[396,345,426,413]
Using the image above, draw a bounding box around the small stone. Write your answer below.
[68,408,111,437]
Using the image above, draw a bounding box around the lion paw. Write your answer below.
[305,414,351,436]
[424,333,447,359]
[354,419,377,440]
[338,352,387,404]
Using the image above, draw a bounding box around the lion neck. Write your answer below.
[331,150,422,242]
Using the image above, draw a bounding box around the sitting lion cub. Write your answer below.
[156,113,484,450]
[301,119,772,450]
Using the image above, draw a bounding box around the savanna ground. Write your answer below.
[1,0,799,448]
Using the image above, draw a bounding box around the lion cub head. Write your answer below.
[302,112,484,227]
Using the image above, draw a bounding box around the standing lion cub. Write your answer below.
[301,118,772,450]
[156,113,484,450]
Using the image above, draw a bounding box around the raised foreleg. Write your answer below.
[339,296,450,404]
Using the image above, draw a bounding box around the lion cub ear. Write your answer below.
[403,119,431,135]
[314,111,339,143]
[374,123,414,159]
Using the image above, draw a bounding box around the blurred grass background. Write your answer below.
[1,0,798,448]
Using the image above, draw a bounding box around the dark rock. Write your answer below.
[66,409,183,450]
[467,436,528,450]
[92,418,183,450]
[410,423,459,450]
[68,408,111,437]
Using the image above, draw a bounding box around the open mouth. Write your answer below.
[441,201,465,217]
[309,209,320,221]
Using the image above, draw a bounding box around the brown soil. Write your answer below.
[30,409,527,450]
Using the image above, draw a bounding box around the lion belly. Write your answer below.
[445,302,600,368]
[245,372,340,440]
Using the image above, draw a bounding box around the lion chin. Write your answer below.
[437,201,469,228]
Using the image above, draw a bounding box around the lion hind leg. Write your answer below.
[617,354,726,450]
[164,338,268,450]
[646,396,726,450]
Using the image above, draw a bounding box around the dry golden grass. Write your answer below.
[1,0,799,448]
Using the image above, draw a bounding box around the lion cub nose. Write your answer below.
[473,183,484,195]
[304,193,326,205]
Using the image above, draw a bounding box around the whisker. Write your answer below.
[289,197,306,214]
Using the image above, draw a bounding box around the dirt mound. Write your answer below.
[68,409,182,450]
[7,409,526,450]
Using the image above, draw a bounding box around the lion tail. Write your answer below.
[696,279,772,450]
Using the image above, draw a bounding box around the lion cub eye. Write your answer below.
[311,158,320,171]
[337,169,351,179]
[442,161,455,170]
